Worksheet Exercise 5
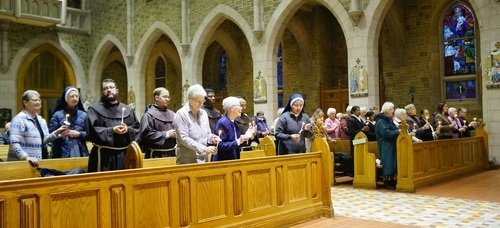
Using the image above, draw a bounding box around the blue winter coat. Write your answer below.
[374,113,400,176]
[49,109,89,158]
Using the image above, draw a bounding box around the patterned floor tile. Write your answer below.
[332,186,500,227]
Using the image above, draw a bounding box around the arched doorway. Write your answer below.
[17,44,76,119]
[145,35,182,111]
[101,47,127,104]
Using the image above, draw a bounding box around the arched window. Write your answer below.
[441,2,477,100]
[155,56,166,88]
[277,44,283,107]
[218,50,227,91]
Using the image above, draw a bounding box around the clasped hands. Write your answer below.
[113,123,129,135]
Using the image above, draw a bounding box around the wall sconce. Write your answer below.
[349,0,364,26]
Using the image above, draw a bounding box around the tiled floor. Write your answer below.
[292,169,500,227]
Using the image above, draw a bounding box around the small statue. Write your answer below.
[312,117,327,139]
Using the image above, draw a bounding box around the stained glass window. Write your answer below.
[155,57,166,88]
[219,50,227,90]
[441,3,477,101]
[442,3,476,76]
[277,45,283,107]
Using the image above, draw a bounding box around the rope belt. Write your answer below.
[93,143,129,172]
[148,145,177,158]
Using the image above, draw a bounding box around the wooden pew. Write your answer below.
[352,132,379,189]
[328,139,350,154]
[0,137,278,180]
[0,137,333,227]
[0,144,8,161]
[397,122,489,192]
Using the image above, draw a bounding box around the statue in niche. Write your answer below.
[182,79,190,105]
[486,42,500,88]
[254,71,267,103]
[350,58,369,97]
[128,86,136,110]
[83,93,95,111]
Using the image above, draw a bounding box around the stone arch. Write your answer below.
[189,4,254,84]
[88,34,128,98]
[263,0,351,64]
[9,33,84,89]
[134,22,183,112]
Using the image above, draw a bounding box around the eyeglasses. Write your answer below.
[102,86,117,91]
[29,98,41,102]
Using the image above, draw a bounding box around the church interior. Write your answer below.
[0,0,499,226]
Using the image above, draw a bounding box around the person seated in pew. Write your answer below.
[434,102,455,140]
[174,84,220,164]
[8,90,68,164]
[337,113,350,139]
[417,109,437,141]
[275,94,313,155]
[212,97,254,161]
[85,79,140,172]
[457,107,477,137]
[405,104,430,142]
[139,87,177,158]
[447,107,466,138]
[325,107,340,140]
[374,102,400,190]
[201,88,222,134]
[49,87,89,158]
[394,108,422,143]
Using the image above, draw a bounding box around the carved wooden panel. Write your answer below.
[178,177,191,227]
[110,185,125,228]
[232,171,243,216]
[311,162,319,198]
[20,196,39,228]
[50,190,98,228]
[0,199,5,228]
[247,168,272,212]
[195,174,227,223]
[275,166,284,206]
[287,164,307,203]
[133,181,170,228]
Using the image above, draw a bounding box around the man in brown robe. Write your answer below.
[201,88,221,134]
[234,97,256,150]
[85,79,140,172]
[139,87,177,158]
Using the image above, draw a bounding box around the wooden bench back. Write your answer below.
[328,139,350,154]
[0,137,333,227]
[396,122,489,192]
[0,144,8,161]
[352,131,379,189]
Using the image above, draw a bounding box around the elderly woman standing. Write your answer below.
[212,97,254,161]
[49,87,89,158]
[374,102,400,190]
[324,107,340,139]
[174,84,221,164]
[275,94,313,155]
[8,90,67,163]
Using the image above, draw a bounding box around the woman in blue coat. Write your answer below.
[49,87,89,158]
[374,101,400,190]
[213,97,254,161]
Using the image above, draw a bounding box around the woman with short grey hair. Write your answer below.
[374,101,399,189]
[212,96,254,161]
[8,90,68,164]
[174,84,220,164]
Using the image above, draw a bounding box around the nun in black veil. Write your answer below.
[274,93,313,155]
[48,87,89,158]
